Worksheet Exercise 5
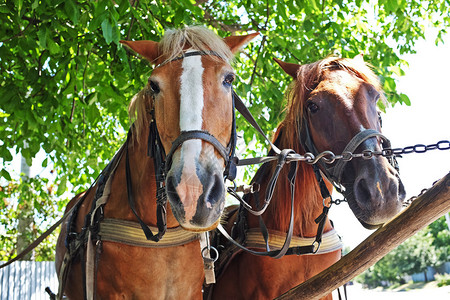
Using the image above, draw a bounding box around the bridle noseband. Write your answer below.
[127,50,238,242]
[300,117,396,194]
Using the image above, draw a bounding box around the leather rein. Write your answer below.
[218,87,398,260]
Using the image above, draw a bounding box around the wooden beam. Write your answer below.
[276,172,450,300]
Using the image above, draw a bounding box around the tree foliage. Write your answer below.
[357,219,450,288]
[1,0,450,259]
[0,175,60,261]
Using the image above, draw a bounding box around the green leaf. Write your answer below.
[303,19,313,32]
[37,27,48,49]
[1,146,13,162]
[64,0,79,25]
[16,0,23,14]
[56,175,67,196]
[47,38,61,54]
[101,19,113,44]
[42,157,48,168]
[0,4,10,13]
[400,93,411,106]
[31,0,39,10]
[1,169,12,181]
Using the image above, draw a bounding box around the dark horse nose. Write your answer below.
[166,164,225,231]
[352,157,403,227]
[190,171,225,227]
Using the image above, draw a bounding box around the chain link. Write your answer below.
[401,176,445,207]
[230,141,448,205]
[287,140,450,165]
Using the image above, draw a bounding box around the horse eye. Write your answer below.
[223,74,235,87]
[149,80,160,94]
[307,102,319,114]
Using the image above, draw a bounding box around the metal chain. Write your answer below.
[402,176,444,207]
[230,140,449,207]
[285,140,450,165]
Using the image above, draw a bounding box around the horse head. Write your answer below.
[275,55,406,229]
[121,27,258,231]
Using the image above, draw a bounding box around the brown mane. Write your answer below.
[268,56,385,235]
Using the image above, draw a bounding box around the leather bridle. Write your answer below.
[218,69,400,259]
[300,113,398,195]
[126,50,238,242]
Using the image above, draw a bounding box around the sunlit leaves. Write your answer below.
[0,176,62,261]
[0,1,449,249]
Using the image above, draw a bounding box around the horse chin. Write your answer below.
[179,219,221,233]
[167,192,225,232]
[344,175,405,230]
[357,218,384,230]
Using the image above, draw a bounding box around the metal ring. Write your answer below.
[202,246,219,263]
[323,197,332,208]
[304,152,315,164]
[312,241,321,254]
[231,180,237,192]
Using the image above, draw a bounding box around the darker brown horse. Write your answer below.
[210,55,406,299]
[55,27,258,299]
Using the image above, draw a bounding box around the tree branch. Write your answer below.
[126,0,139,40]
[81,49,92,103]
[1,23,31,43]
[70,43,80,123]
[248,35,267,104]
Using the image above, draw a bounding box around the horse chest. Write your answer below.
[94,241,204,299]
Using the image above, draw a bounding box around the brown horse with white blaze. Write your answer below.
[55,27,258,299]
[210,55,405,299]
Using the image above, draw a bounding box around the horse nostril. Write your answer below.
[204,173,224,205]
[354,178,372,209]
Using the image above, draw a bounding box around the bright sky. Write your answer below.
[330,29,450,249]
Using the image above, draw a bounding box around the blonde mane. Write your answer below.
[159,26,234,64]
[128,26,234,144]
[280,56,385,152]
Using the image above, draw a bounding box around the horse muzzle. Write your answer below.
[165,141,226,231]
[348,157,406,228]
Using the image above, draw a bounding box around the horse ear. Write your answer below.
[273,58,301,78]
[120,40,160,64]
[224,32,260,54]
[353,53,364,63]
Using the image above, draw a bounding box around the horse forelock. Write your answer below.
[158,26,233,65]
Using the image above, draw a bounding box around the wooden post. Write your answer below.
[276,172,450,300]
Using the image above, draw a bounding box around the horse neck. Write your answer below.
[253,129,331,237]
[107,132,179,228]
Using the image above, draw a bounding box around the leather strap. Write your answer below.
[233,91,281,155]
[154,50,223,69]
[164,130,231,175]
[330,129,390,184]
[217,158,299,258]
[126,130,163,242]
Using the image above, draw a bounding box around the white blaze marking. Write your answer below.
[179,52,204,158]
[180,51,204,131]
[176,51,205,221]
